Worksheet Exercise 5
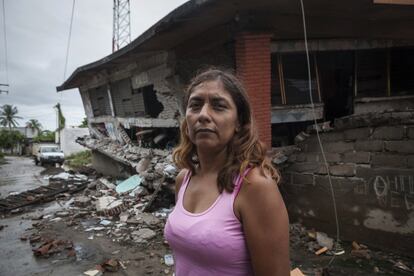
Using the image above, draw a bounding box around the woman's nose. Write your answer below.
[198,104,212,122]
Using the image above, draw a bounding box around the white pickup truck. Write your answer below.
[34,144,65,166]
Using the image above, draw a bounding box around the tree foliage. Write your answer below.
[26,119,42,133]
[0,129,25,151]
[54,103,66,131]
[33,130,55,143]
[79,117,88,128]
[0,104,22,130]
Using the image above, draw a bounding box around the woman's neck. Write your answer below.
[196,147,227,175]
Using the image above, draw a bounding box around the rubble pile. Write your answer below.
[289,223,414,274]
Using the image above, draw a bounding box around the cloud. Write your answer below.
[0,0,189,131]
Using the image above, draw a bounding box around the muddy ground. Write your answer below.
[0,156,413,276]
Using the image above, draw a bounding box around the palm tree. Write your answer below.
[0,104,22,131]
[26,119,42,136]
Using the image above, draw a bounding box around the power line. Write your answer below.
[63,0,76,81]
[1,0,9,88]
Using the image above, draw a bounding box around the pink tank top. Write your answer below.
[164,169,253,276]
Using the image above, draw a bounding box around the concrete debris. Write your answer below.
[132,228,156,244]
[95,196,123,212]
[116,175,142,194]
[316,232,334,250]
[83,269,103,276]
[98,178,116,190]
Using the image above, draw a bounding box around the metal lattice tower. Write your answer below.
[112,0,131,52]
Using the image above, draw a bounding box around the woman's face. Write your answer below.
[185,80,239,152]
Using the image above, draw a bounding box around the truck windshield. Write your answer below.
[41,147,59,153]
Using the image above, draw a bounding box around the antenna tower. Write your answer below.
[112,0,131,52]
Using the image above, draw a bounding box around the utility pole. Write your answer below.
[0,83,9,94]
[112,0,131,52]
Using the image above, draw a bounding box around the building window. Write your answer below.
[390,47,414,96]
[356,49,387,97]
[271,53,320,106]
[89,86,111,116]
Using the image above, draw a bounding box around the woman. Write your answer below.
[164,69,290,276]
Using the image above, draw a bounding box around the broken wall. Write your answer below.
[282,110,414,256]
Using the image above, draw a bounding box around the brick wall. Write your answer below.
[235,33,272,147]
[282,110,414,256]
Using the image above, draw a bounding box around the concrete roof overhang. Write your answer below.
[57,0,414,91]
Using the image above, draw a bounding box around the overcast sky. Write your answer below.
[0,0,188,131]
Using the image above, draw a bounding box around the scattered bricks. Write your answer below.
[342,152,371,164]
[355,140,383,152]
[329,164,356,177]
[371,126,404,140]
[372,153,407,168]
[385,141,414,154]
[323,141,354,153]
[344,128,371,141]
[290,173,314,186]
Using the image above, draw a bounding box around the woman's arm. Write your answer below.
[238,167,290,276]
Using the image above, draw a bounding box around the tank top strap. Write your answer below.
[233,167,252,198]
[177,169,192,201]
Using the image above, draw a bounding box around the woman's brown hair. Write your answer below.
[173,68,280,193]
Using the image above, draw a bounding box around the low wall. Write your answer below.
[61,128,89,156]
[282,110,414,256]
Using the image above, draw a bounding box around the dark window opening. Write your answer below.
[90,86,111,116]
[282,53,319,105]
[391,47,414,96]
[356,49,387,97]
[317,51,354,122]
[126,127,178,150]
[141,85,164,118]
[271,54,283,105]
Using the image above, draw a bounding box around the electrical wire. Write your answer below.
[299,0,341,267]
[1,0,9,85]
[63,0,76,81]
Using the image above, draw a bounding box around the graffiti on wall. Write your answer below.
[354,175,414,210]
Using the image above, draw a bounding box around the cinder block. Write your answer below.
[371,153,407,168]
[291,173,314,186]
[286,162,322,173]
[408,127,414,139]
[407,156,414,168]
[354,140,383,152]
[323,141,354,153]
[342,152,371,164]
[329,164,356,177]
[317,153,341,163]
[371,126,404,140]
[385,141,414,154]
[321,131,344,142]
[343,128,371,141]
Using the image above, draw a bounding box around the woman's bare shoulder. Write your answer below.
[175,168,189,194]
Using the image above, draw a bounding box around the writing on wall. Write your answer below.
[354,175,414,210]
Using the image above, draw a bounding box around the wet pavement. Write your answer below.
[0,156,47,199]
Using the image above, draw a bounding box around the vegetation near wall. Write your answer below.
[66,150,92,169]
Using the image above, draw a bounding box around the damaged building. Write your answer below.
[57,0,414,256]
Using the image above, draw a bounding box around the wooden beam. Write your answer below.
[374,0,414,5]
[277,54,287,104]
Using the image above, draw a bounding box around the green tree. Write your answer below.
[0,104,22,131]
[26,119,42,135]
[0,129,24,154]
[33,130,55,143]
[79,117,88,128]
[54,103,66,131]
